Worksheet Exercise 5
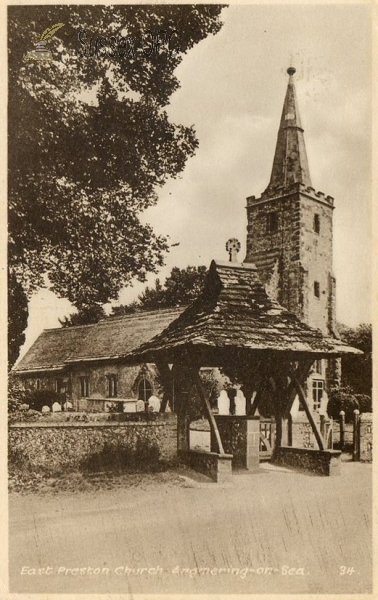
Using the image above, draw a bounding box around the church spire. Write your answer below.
[263,67,312,197]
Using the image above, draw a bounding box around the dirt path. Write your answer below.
[9,461,372,595]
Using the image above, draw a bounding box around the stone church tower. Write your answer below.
[245,67,340,394]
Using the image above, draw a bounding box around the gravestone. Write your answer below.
[234,389,246,415]
[136,399,145,412]
[148,395,161,412]
[52,401,61,412]
[217,390,230,415]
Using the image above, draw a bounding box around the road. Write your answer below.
[9,461,372,596]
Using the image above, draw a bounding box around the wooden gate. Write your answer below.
[259,418,276,460]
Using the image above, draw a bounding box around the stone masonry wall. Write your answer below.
[9,421,166,476]
[299,194,334,333]
[245,191,335,335]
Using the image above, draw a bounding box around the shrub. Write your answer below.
[327,387,372,423]
[23,389,63,411]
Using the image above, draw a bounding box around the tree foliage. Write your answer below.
[8,5,224,360]
[111,265,208,315]
[327,386,372,422]
[59,305,106,328]
[337,323,372,396]
[8,271,29,369]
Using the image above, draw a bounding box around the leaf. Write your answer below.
[40,22,65,41]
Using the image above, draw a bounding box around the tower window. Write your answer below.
[266,211,278,233]
[80,376,90,398]
[107,374,118,398]
[314,281,320,298]
[313,214,320,234]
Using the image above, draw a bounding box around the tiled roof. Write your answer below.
[127,261,361,365]
[13,308,185,373]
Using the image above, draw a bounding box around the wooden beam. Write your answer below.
[192,372,225,454]
[293,376,325,451]
[284,358,314,417]
[155,360,173,413]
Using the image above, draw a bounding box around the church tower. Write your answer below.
[245,67,340,389]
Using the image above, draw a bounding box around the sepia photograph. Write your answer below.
[5,1,374,597]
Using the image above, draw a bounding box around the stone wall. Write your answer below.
[211,416,260,469]
[245,189,334,335]
[359,413,373,462]
[291,418,317,449]
[9,421,166,476]
[18,362,163,411]
[273,447,341,476]
[178,449,232,483]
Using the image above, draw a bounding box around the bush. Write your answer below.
[23,389,63,411]
[8,377,44,424]
[327,387,372,423]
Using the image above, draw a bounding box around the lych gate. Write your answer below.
[127,260,361,482]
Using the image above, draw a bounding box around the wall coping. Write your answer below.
[9,421,166,430]
[180,449,233,460]
[214,415,260,421]
[280,446,341,457]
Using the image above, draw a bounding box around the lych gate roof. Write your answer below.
[127,260,361,365]
[13,307,185,374]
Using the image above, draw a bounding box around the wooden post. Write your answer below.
[339,410,345,451]
[320,414,326,440]
[293,376,325,451]
[193,372,225,454]
[155,361,173,413]
[173,365,191,452]
[353,409,360,462]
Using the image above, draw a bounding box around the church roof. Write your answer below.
[13,307,185,374]
[263,67,312,197]
[127,260,361,366]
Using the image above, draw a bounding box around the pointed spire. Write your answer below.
[263,67,312,196]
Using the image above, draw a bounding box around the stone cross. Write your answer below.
[225,238,241,263]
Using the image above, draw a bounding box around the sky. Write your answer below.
[20,2,373,361]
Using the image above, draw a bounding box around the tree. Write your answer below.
[59,305,106,327]
[8,5,224,365]
[111,265,208,315]
[337,323,372,396]
[327,386,372,422]
[8,271,28,369]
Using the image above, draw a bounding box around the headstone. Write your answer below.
[234,389,246,415]
[52,401,61,412]
[123,400,137,413]
[217,390,230,415]
[136,399,145,412]
[42,405,50,413]
[148,395,161,412]
[64,401,73,411]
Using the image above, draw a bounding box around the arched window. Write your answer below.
[138,378,152,403]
